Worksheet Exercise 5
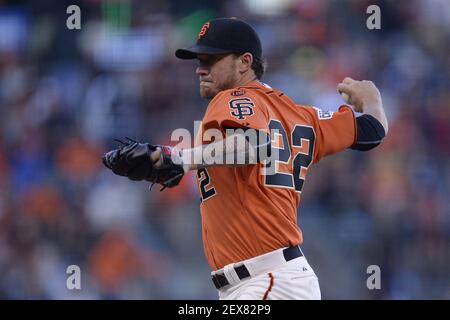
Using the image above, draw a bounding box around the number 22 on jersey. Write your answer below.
[197,119,316,202]
[263,119,316,193]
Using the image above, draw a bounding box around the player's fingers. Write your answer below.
[337,83,352,94]
[150,147,161,161]
[150,148,163,168]
[343,77,356,84]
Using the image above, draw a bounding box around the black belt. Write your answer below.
[211,246,303,290]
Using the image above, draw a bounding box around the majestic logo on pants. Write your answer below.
[229,98,255,120]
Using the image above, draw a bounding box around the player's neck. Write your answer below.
[233,72,258,88]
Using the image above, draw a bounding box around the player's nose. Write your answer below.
[196,66,208,76]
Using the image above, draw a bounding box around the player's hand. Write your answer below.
[150,147,163,168]
[148,144,185,189]
[337,77,382,113]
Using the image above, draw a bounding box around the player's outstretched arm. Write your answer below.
[337,77,388,135]
[151,130,271,172]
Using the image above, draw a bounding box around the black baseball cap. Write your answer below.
[175,18,262,61]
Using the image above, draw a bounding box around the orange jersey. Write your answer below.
[196,80,357,270]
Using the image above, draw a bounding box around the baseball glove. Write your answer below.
[102,138,185,190]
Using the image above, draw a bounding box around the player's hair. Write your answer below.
[252,57,266,79]
[233,53,266,79]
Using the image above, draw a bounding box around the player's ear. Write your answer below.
[237,53,253,74]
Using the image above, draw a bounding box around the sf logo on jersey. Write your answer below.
[229,97,255,120]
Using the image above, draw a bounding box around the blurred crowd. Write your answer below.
[0,0,448,299]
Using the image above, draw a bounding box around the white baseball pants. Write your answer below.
[212,247,321,300]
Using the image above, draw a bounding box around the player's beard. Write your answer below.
[200,69,239,100]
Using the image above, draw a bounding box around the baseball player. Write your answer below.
[102,18,388,300]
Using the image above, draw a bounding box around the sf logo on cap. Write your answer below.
[198,22,210,39]
[229,98,255,120]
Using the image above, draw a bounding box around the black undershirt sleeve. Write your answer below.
[351,114,386,151]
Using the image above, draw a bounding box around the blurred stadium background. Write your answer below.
[0,0,448,299]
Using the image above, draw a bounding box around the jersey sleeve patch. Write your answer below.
[313,107,334,120]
